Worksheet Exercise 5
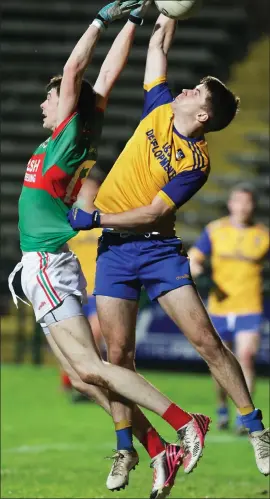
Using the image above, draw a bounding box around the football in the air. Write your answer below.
[154,0,199,20]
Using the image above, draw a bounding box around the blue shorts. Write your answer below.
[82,295,97,318]
[94,233,193,301]
[210,313,263,342]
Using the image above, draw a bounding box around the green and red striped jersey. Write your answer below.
[19,109,104,252]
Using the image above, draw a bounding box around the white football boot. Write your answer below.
[106,449,139,491]
[177,413,211,473]
[149,444,184,499]
[249,428,270,475]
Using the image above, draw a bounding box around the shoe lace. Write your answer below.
[177,427,190,456]
[106,450,126,476]
[256,434,270,459]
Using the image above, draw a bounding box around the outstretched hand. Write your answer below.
[129,0,153,21]
[97,0,147,25]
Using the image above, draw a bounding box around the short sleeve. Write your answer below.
[141,76,173,121]
[194,228,212,256]
[157,169,208,209]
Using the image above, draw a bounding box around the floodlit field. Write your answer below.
[1,365,269,498]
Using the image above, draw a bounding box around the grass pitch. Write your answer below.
[1,365,269,498]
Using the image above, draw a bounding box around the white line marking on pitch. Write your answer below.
[2,435,248,454]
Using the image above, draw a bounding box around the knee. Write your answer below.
[77,362,108,389]
[108,344,135,370]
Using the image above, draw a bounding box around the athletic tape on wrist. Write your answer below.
[91,17,107,31]
[128,14,143,26]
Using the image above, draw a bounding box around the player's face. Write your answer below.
[228,191,255,224]
[172,84,210,124]
[40,88,59,130]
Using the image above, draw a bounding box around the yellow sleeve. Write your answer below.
[157,190,176,208]
[143,75,167,92]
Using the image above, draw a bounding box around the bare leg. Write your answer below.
[46,333,111,413]
[47,331,162,446]
[235,331,260,395]
[47,310,211,477]
[89,311,105,355]
[214,340,232,409]
[97,296,163,454]
[158,285,253,409]
[97,296,138,426]
[48,315,173,415]
[59,310,105,395]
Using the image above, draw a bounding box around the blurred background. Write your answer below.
[1,0,269,373]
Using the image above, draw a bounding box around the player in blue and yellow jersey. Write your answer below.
[189,184,269,433]
[68,13,270,482]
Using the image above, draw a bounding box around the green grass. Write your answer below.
[1,365,269,498]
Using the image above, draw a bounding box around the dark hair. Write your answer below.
[46,75,96,127]
[229,182,257,204]
[200,76,240,132]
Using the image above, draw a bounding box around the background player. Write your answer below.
[68,13,270,478]
[189,183,269,433]
[9,4,213,498]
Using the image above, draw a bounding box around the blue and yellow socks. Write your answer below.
[239,406,264,433]
[115,420,134,451]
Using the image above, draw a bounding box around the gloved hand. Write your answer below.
[95,0,144,29]
[67,208,101,231]
[129,0,153,25]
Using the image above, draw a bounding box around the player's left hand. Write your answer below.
[129,0,153,22]
[67,208,101,231]
[97,0,144,25]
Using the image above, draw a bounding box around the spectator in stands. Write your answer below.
[189,183,269,433]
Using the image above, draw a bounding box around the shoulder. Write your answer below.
[52,111,80,140]
[173,135,210,176]
[206,217,230,234]
[254,223,270,243]
[254,223,269,234]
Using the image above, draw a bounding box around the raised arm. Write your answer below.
[56,1,143,126]
[144,14,177,85]
[94,0,152,110]
[56,25,100,126]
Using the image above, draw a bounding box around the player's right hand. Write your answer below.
[97,0,144,26]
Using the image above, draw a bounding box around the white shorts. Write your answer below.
[8,248,87,323]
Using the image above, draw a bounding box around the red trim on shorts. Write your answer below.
[37,252,61,303]
[43,253,61,302]
[37,275,55,308]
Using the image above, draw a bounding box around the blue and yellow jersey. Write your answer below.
[95,77,210,230]
[68,228,102,295]
[191,217,269,315]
